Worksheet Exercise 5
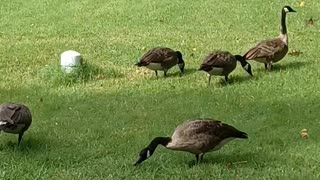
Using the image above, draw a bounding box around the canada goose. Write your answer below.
[0,103,32,145]
[135,47,185,77]
[198,51,253,85]
[134,118,248,166]
[242,6,296,71]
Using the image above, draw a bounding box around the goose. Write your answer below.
[135,47,185,77]
[242,6,296,71]
[134,118,248,166]
[198,51,253,85]
[0,103,32,145]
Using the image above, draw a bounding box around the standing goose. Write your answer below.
[199,51,253,85]
[242,6,296,71]
[134,118,248,166]
[135,47,185,77]
[0,103,32,145]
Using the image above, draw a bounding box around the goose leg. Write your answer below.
[195,153,204,163]
[269,64,273,71]
[155,71,158,78]
[164,70,167,77]
[208,75,212,86]
[264,63,268,70]
[265,62,273,71]
[200,153,204,161]
[195,154,200,163]
[225,75,228,82]
[18,132,24,145]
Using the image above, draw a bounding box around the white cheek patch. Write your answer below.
[0,121,7,125]
[243,64,249,70]
[284,7,289,12]
[146,150,151,158]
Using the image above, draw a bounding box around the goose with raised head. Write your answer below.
[199,51,253,85]
[135,47,185,77]
[242,6,296,71]
[0,103,32,145]
[134,118,248,166]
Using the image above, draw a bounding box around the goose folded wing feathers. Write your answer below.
[245,39,286,59]
[140,48,168,64]
[0,105,17,124]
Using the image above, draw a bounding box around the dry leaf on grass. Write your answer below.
[300,128,309,139]
[288,50,303,56]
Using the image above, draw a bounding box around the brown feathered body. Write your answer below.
[166,118,248,154]
[134,118,248,166]
[136,47,181,72]
[199,51,237,77]
[0,103,32,144]
[242,6,296,70]
[243,36,288,64]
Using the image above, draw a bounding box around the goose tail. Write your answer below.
[235,131,248,139]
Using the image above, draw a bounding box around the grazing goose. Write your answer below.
[242,6,296,71]
[135,47,185,77]
[198,51,253,85]
[134,118,248,166]
[0,103,32,145]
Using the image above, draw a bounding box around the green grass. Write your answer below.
[1,0,320,179]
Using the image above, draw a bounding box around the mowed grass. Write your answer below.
[1,0,320,179]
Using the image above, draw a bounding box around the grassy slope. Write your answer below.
[1,0,320,179]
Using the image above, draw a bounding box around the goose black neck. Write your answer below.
[175,51,184,63]
[280,9,287,35]
[234,55,247,67]
[147,137,171,152]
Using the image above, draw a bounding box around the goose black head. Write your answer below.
[134,147,154,166]
[234,55,253,76]
[176,51,185,74]
[283,6,296,13]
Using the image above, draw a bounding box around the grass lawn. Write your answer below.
[1,0,320,179]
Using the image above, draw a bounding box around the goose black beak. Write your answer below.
[134,156,144,166]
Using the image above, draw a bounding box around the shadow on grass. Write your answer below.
[147,68,198,79]
[38,61,124,86]
[3,136,52,153]
[254,61,310,73]
[186,151,264,168]
[222,75,256,86]
[168,68,198,78]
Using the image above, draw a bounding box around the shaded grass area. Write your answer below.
[1,0,320,179]
[1,77,320,179]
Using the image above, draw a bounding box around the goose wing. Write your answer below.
[0,103,32,127]
[176,118,247,139]
[139,47,176,65]
[169,118,247,153]
[199,51,235,71]
[244,38,287,60]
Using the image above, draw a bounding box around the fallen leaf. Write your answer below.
[288,50,303,56]
[306,18,314,27]
[299,1,305,7]
[300,128,309,139]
